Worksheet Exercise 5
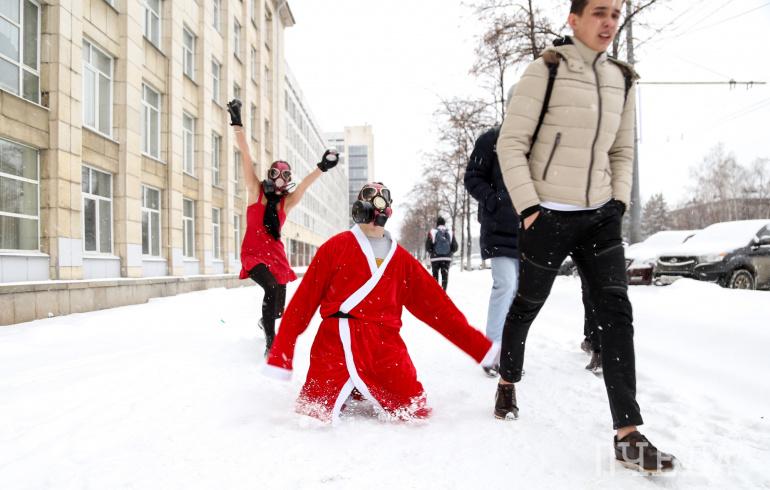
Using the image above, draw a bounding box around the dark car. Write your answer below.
[654,220,770,290]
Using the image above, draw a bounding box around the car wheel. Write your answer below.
[728,269,755,290]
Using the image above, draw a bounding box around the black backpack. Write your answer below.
[433,229,452,256]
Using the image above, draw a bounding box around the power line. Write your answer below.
[688,1,770,34]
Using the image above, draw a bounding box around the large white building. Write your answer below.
[325,126,375,225]
[280,64,348,266]
[0,0,345,324]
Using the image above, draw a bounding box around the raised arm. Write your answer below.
[227,100,261,203]
[284,149,339,213]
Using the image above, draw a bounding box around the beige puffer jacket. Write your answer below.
[497,36,638,215]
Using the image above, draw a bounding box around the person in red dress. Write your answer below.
[264,182,499,423]
[227,99,339,356]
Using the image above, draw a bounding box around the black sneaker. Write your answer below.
[494,383,519,420]
[259,318,274,358]
[614,431,676,474]
[585,351,602,374]
[483,364,499,378]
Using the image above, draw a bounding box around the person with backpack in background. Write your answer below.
[493,0,675,474]
[425,217,458,291]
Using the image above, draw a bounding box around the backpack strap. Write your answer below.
[528,52,561,158]
[607,57,638,105]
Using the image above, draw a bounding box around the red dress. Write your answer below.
[264,226,496,422]
[239,188,297,284]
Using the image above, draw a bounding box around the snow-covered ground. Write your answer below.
[1,269,769,489]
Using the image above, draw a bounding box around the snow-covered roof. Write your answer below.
[659,219,770,256]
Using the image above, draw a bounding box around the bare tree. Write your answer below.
[472,0,561,119]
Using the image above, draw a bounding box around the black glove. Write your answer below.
[317,149,339,172]
[262,179,277,195]
[227,99,243,127]
[608,199,626,216]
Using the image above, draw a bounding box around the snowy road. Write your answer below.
[1,270,769,489]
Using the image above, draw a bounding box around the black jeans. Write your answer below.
[578,265,601,353]
[248,264,287,337]
[499,204,642,429]
[431,260,450,290]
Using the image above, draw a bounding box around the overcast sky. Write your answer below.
[284,0,770,235]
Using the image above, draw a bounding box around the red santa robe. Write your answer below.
[264,225,497,422]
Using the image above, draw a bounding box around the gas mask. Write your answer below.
[352,183,393,227]
[266,160,295,194]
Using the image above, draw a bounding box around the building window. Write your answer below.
[250,0,256,25]
[141,185,161,256]
[250,104,257,141]
[212,207,221,259]
[212,132,221,186]
[212,0,221,32]
[0,0,41,104]
[264,65,271,98]
[250,46,257,82]
[183,112,195,175]
[81,165,112,254]
[264,6,273,49]
[142,84,160,159]
[182,26,195,80]
[233,149,241,183]
[264,118,270,148]
[233,82,240,100]
[233,18,241,59]
[183,198,195,257]
[233,214,241,257]
[144,0,161,47]
[211,58,221,103]
[0,137,38,250]
[82,40,113,137]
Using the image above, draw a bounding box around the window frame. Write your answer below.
[233,214,241,258]
[182,112,195,176]
[141,83,161,159]
[81,165,114,255]
[211,131,221,187]
[211,58,221,103]
[212,207,221,260]
[233,148,241,183]
[182,26,196,81]
[250,104,257,141]
[140,184,162,257]
[233,18,241,60]
[183,198,196,258]
[212,0,221,32]
[0,0,42,104]
[82,39,114,137]
[250,45,257,83]
[0,137,40,252]
[144,0,161,47]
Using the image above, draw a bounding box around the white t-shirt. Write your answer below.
[540,198,610,212]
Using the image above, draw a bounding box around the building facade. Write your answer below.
[280,63,348,267]
[0,0,298,283]
[325,126,374,226]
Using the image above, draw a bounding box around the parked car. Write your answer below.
[654,219,770,290]
[625,230,698,285]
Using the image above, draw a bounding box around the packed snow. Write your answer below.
[1,269,769,489]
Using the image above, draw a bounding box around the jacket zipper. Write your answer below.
[586,54,603,206]
[542,132,561,181]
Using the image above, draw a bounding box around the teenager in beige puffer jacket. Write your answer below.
[493,0,676,474]
[498,35,636,216]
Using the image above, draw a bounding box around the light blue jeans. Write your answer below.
[486,257,520,343]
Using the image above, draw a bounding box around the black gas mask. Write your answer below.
[352,183,393,227]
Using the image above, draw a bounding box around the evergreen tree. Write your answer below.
[641,193,669,239]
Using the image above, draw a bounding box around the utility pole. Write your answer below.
[626,0,642,244]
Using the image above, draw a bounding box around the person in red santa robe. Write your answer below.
[263,182,499,422]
